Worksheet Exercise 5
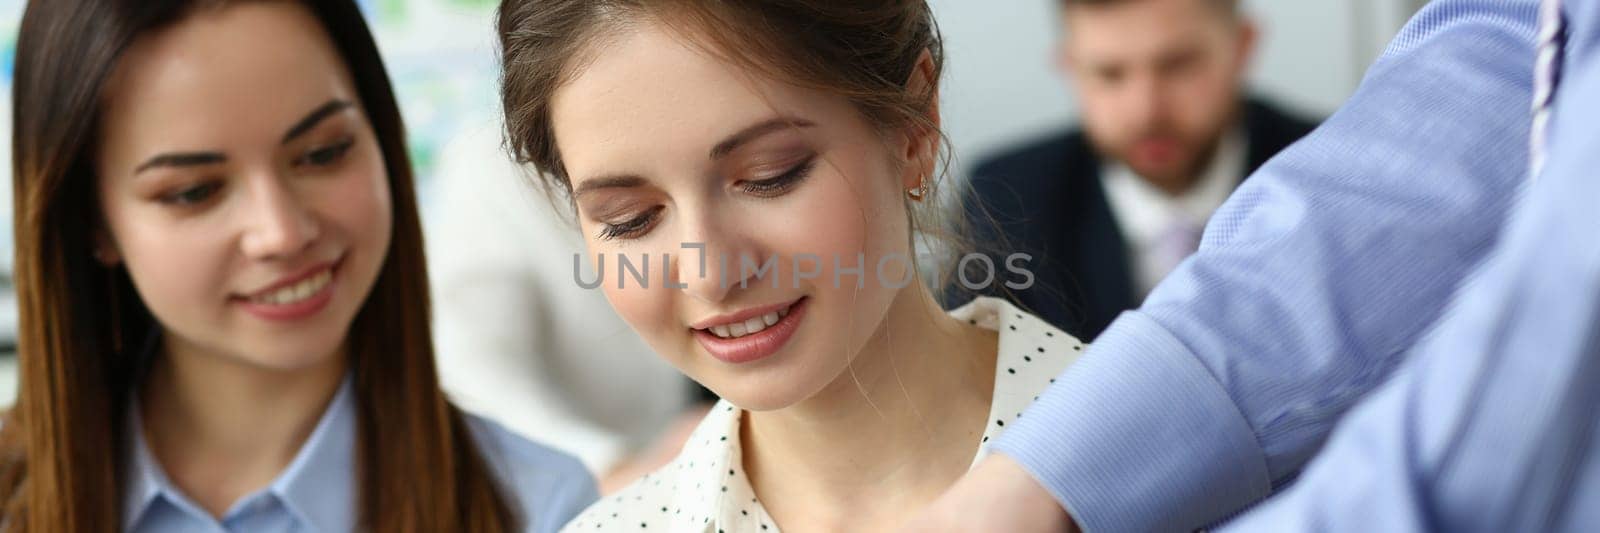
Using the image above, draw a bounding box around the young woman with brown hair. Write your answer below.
[0,1,596,531]
[497,2,1088,531]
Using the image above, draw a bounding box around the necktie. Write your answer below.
[1152,216,1203,287]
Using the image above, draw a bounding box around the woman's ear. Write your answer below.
[900,48,942,194]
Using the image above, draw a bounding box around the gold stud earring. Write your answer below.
[907,175,930,201]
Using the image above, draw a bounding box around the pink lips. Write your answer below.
[1132,138,1181,165]
[692,297,807,364]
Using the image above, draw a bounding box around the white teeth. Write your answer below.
[743,317,766,334]
[704,306,793,340]
[251,269,331,305]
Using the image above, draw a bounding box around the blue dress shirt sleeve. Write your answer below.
[991,1,1542,531]
[1221,8,1600,528]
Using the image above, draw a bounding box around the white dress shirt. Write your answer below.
[424,124,696,473]
[561,297,1086,532]
[1101,128,1246,297]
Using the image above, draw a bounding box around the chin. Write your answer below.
[697,362,839,413]
[692,367,797,411]
[228,333,346,373]
[244,350,341,373]
[229,299,364,372]
[1127,160,1185,181]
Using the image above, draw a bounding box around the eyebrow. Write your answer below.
[708,117,815,160]
[573,174,648,198]
[281,99,354,144]
[134,151,227,173]
[132,99,356,175]
[571,116,815,197]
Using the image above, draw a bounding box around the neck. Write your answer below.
[140,336,346,518]
[743,287,998,532]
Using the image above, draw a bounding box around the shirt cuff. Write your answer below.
[992,311,1272,533]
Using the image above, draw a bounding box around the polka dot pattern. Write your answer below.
[562,297,1085,532]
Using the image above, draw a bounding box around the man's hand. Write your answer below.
[900,454,1080,533]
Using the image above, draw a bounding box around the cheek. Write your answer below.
[580,224,669,308]
[796,182,891,256]
[319,148,394,255]
[107,209,234,326]
[592,243,684,359]
[1175,70,1234,122]
[601,281,666,336]
[769,152,911,286]
[1080,101,1128,139]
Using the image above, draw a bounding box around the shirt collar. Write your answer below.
[948,297,1082,468]
[123,376,357,533]
[668,401,776,531]
[659,297,1082,532]
[1102,125,1247,250]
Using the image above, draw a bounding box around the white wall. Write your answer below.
[929,0,1424,180]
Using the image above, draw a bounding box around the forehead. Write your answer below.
[549,21,852,181]
[1064,0,1228,58]
[98,3,358,159]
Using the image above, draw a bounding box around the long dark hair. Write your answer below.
[0,1,516,530]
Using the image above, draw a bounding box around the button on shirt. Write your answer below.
[563,297,1086,532]
[122,376,600,533]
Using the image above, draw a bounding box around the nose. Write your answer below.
[673,213,763,304]
[239,171,320,261]
[1122,73,1162,129]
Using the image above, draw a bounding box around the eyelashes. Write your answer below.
[739,155,816,198]
[159,181,224,206]
[295,137,356,169]
[594,155,818,241]
[597,205,665,241]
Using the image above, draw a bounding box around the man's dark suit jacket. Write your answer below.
[950,98,1318,341]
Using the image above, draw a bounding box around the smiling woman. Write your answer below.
[0,1,595,531]
[498,2,1091,532]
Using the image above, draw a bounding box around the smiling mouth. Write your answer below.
[692,297,808,365]
[233,260,343,323]
[237,258,342,304]
[700,304,795,339]
[248,268,333,306]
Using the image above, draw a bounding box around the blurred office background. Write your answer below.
[0,0,1429,409]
